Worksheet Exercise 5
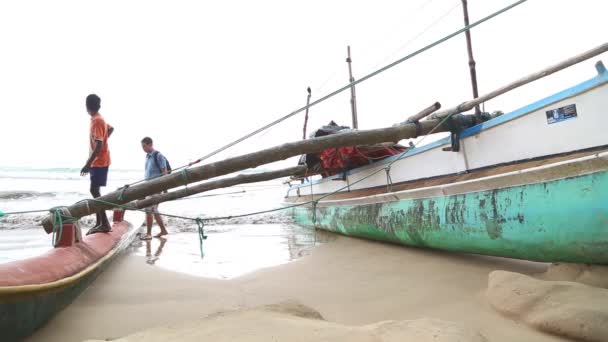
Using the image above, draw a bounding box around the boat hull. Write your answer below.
[0,213,142,342]
[291,169,608,264]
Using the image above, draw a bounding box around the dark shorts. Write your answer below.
[90,167,109,187]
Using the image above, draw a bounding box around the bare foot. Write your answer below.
[140,234,153,240]
[87,225,112,235]
[154,232,168,238]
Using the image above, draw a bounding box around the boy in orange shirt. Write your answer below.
[80,94,114,234]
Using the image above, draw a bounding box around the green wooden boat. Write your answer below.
[285,62,608,264]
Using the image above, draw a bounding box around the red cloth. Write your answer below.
[318,145,406,177]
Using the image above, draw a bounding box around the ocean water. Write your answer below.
[0,167,326,278]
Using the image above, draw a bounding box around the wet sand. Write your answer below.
[25,227,579,342]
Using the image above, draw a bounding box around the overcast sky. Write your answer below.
[1,0,606,171]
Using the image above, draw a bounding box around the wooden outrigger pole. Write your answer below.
[41,102,443,230]
[347,46,359,129]
[430,42,608,120]
[129,166,308,209]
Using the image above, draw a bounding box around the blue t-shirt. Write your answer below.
[145,150,168,180]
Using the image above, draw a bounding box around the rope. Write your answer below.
[385,166,393,192]
[188,0,528,165]
[180,169,189,185]
[50,208,63,247]
[346,175,351,192]
[49,207,76,247]
[311,200,318,227]
[117,185,129,201]
[196,218,207,258]
[368,1,462,74]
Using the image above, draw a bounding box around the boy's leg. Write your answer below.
[153,213,168,237]
[87,167,111,234]
[90,184,102,228]
[141,212,154,240]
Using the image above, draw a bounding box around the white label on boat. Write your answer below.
[546,104,578,124]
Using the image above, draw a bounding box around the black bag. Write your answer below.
[152,150,172,174]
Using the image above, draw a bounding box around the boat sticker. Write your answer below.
[546,104,577,124]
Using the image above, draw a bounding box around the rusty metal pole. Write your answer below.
[346,46,359,129]
[303,87,312,139]
[461,0,481,119]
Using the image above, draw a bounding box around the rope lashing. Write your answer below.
[180,169,189,185]
[117,185,129,201]
[49,207,75,247]
[196,218,207,258]
[414,121,422,138]
[311,200,319,227]
[346,175,351,192]
[51,208,63,247]
[385,166,393,192]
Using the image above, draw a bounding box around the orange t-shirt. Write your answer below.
[89,113,111,167]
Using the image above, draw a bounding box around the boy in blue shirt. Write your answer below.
[140,137,169,240]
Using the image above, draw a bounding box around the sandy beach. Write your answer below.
[25,232,580,342]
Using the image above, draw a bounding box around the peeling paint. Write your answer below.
[292,171,608,264]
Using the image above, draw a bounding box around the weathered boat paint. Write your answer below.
[0,213,142,342]
[292,170,608,264]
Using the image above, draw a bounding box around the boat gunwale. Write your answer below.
[284,151,608,207]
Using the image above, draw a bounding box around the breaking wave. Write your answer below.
[0,191,58,200]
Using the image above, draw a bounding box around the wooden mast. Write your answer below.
[461,0,481,119]
[302,87,312,139]
[347,46,359,129]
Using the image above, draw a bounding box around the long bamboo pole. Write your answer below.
[302,87,312,139]
[461,0,481,117]
[129,166,307,209]
[430,42,608,120]
[347,46,359,129]
[406,102,442,122]
[41,102,444,231]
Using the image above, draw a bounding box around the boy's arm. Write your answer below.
[108,125,114,138]
[81,140,102,176]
